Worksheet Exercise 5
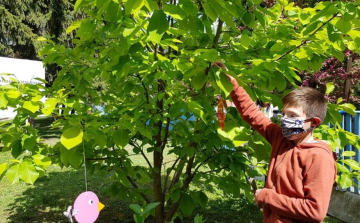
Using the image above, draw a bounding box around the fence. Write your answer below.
[338,111,360,194]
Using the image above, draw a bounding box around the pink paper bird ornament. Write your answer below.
[64,191,104,223]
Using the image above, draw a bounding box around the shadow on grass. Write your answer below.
[4,168,134,223]
[4,166,264,223]
[34,117,62,139]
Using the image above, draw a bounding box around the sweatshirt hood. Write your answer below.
[297,139,336,158]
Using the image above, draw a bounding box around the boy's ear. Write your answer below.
[311,117,321,127]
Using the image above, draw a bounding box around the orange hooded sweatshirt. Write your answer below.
[230,80,337,223]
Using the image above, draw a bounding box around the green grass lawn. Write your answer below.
[0,117,345,223]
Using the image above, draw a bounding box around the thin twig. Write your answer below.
[136,74,150,104]
[276,12,339,61]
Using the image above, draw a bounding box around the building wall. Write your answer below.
[0,57,45,119]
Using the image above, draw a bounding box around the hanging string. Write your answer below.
[83,142,88,194]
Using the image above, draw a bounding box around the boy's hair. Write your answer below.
[282,87,327,123]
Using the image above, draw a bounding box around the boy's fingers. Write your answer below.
[226,74,234,82]
[212,61,226,69]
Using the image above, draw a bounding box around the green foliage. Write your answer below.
[130,202,160,223]
[1,0,360,222]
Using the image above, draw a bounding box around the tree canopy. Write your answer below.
[1,1,360,222]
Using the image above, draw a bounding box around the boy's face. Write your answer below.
[282,106,313,142]
[282,106,307,120]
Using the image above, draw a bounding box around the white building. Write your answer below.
[0,57,45,119]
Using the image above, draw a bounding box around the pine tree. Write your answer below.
[0,0,76,59]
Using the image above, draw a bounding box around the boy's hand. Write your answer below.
[212,61,236,84]
[212,61,228,71]
[255,189,263,206]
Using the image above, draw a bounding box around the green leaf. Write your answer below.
[202,3,217,22]
[191,73,206,90]
[19,160,39,184]
[144,0,158,11]
[179,0,198,16]
[32,154,52,167]
[336,162,350,173]
[295,48,308,59]
[0,163,8,180]
[335,19,351,34]
[113,129,132,148]
[326,82,335,95]
[42,98,58,116]
[169,101,186,119]
[0,93,8,108]
[37,37,47,42]
[163,4,186,20]
[74,0,84,10]
[22,135,37,151]
[214,70,233,97]
[60,126,84,150]
[254,9,265,27]
[6,164,20,184]
[270,42,284,52]
[129,204,142,215]
[93,129,108,149]
[134,214,145,223]
[59,144,76,167]
[303,21,321,36]
[68,149,83,169]
[242,12,255,28]
[66,20,82,33]
[327,24,341,42]
[241,34,251,48]
[269,73,286,91]
[11,140,22,159]
[193,191,208,208]
[180,194,196,216]
[339,103,356,115]
[210,0,236,30]
[147,10,169,43]
[6,90,21,99]
[338,173,353,189]
[250,0,262,4]
[23,101,40,113]
[342,159,360,170]
[187,101,207,124]
[344,4,357,22]
[194,49,219,62]
[170,188,181,202]
[138,128,152,140]
[125,0,144,14]
[342,151,356,157]
[143,202,160,215]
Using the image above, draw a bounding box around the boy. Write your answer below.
[213,62,337,223]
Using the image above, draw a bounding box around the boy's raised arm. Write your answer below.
[212,62,280,144]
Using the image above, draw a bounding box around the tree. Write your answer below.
[1,1,360,222]
[300,49,360,109]
[0,0,77,85]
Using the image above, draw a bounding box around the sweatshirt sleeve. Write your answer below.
[230,79,280,144]
[256,149,336,222]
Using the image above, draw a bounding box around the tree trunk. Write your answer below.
[344,56,352,102]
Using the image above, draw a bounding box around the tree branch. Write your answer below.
[129,140,152,169]
[85,157,110,161]
[163,157,180,195]
[126,176,151,203]
[275,12,339,61]
[213,20,224,48]
[136,74,150,104]
[165,153,196,222]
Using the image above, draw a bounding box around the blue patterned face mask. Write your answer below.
[280,117,313,140]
